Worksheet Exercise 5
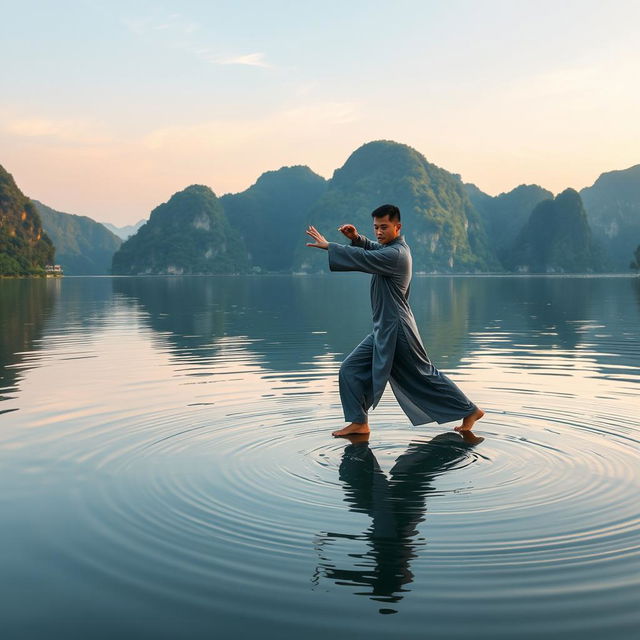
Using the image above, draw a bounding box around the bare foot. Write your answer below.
[454,408,485,432]
[332,422,370,437]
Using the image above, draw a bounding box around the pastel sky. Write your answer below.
[2,0,639,225]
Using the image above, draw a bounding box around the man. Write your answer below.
[305,204,484,437]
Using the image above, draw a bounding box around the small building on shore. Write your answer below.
[45,264,64,276]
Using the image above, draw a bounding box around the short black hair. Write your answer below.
[371,204,401,222]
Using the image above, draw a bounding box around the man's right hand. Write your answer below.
[338,224,358,241]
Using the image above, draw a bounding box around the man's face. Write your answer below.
[373,215,402,244]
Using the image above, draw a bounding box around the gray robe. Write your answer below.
[327,234,476,425]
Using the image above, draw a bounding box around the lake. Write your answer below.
[1,275,639,639]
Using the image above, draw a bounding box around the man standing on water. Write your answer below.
[305,204,484,437]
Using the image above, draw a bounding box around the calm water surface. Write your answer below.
[1,275,639,639]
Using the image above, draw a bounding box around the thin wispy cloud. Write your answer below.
[1,98,358,154]
[216,53,271,68]
[2,116,112,145]
[122,11,272,69]
[142,100,360,151]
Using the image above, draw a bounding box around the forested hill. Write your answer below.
[580,164,640,270]
[111,185,248,275]
[34,200,122,275]
[0,165,54,275]
[221,165,326,272]
[506,189,603,273]
[294,140,500,273]
[465,183,553,262]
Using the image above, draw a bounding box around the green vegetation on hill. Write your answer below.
[580,164,640,270]
[111,185,248,275]
[295,140,499,273]
[466,183,553,263]
[34,200,122,275]
[0,165,54,276]
[507,188,603,273]
[221,166,326,272]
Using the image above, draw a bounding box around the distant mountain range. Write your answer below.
[2,142,639,276]
[101,219,146,240]
[34,200,122,275]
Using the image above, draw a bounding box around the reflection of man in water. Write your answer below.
[305,204,484,437]
[313,431,483,608]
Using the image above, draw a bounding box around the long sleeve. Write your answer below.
[327,242,400,276]
[351,234,383,251]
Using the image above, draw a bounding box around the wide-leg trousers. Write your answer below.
[338,325,477,425]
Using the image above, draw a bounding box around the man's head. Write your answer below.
[371,204,402,244]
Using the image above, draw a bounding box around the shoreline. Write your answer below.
[0,274,63,279]
[1,272,637,279]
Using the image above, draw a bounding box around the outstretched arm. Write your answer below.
[328,242,399,276]
[306,224,396,275]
